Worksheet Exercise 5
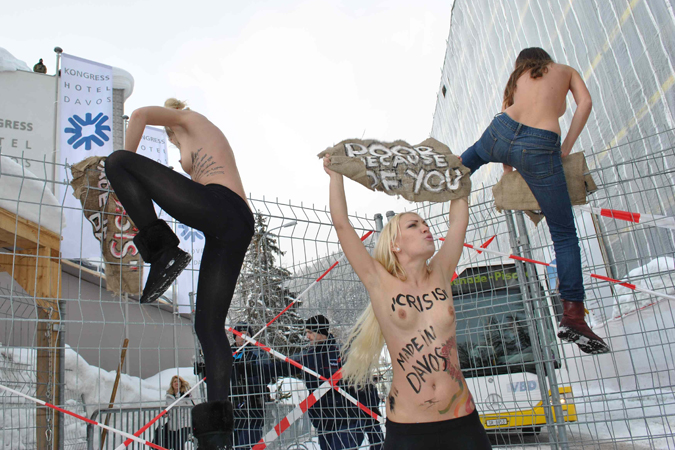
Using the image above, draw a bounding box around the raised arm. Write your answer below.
[325,156,381,290]
[123,106,189,153]
[561,68,592,157]
[430,197,469,281]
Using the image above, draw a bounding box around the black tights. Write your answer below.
[105,150,254,402]
[384,410,492,450]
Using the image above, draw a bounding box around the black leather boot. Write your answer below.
[557,300,611,354]
[133,219,191,303]
[192,400,234,450]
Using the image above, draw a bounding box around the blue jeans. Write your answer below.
[460,113,584,302]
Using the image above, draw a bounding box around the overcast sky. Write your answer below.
[4,0,454,218]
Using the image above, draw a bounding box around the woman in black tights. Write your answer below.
[105,98,253,450]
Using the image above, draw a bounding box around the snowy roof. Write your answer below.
[112,66,134,100]
[0,47,134,100]
[0,47,31,72]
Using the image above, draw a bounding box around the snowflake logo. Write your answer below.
[178,224,205,242]
[64,112,111,150]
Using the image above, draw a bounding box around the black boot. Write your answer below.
[192,401,234,450]
[557,300,611,354]
[133,220,191,303]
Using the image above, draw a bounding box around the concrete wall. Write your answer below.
[0,267,197,379]
[61,265,196,379]
[0,70,56,168]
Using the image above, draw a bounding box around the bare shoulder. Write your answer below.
[183,110,209,125]
[551,63,575,78]
[369,263,402,300]
[183,110,223,134]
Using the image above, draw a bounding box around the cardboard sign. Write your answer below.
[318,137,471,202]
[492,152,597,225]
[70,156,142,296]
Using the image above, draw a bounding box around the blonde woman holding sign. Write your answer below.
[105,99,254,449]
[324,156,491,449]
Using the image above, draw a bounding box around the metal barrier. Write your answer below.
[86,405,193,450]
[1,133,675,449]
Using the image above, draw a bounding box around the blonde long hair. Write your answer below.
[167,375,191,396]
[342,213,429,388]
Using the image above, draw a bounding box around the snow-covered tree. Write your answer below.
[234,213,305,355]
[287,249,373,340]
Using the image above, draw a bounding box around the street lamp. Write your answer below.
[263,220,298,238]
[259,219,297,266]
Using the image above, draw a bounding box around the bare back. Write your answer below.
[504,62,573,135]
[172,111,248,205]
[370,266,475,423]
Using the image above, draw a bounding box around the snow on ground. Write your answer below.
[269,377,308,405]
[611,257,675,318]
[0,344,200,449]
[3,338,674,448]
[564,387,675,449]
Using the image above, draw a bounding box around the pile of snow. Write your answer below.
[0,155,66,234]
[0,344,201,449]
[567,386,675,449]
[269,377,308,406]
[611,257,675,318]
[0,48,31,72]
[63,347,200,407]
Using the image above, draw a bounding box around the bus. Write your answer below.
[452,263,577,434]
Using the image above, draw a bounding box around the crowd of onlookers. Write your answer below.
[156,315,384,450]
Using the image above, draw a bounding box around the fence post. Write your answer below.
[374,213,384,233]
[511,210,570,449]
[504,210,561,447]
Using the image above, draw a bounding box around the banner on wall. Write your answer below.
[59,53,113,258]
[175,224,205,313]
[137,126,170,220]
[136,125,168,165]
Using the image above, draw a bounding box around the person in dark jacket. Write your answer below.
[263,315,383,449]
[231,323,273,449]
[298,315,359,450]
[347,381,384,450]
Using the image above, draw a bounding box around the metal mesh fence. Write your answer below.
[1,136,675,449]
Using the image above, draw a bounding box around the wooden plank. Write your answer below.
[0,208,62,449]
[0,249,60,310]
[0,227,38,250]
[0,207,61,255]
[36,307,61,450]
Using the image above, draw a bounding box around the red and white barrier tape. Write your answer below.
[575,205,675,230]
[228,327,383,423]
[252,370,344,450]
[443,238,675,302]
[0,384,167,450]
[451,235,496,282]
[237,230,374,354]
[118,230,375,448]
